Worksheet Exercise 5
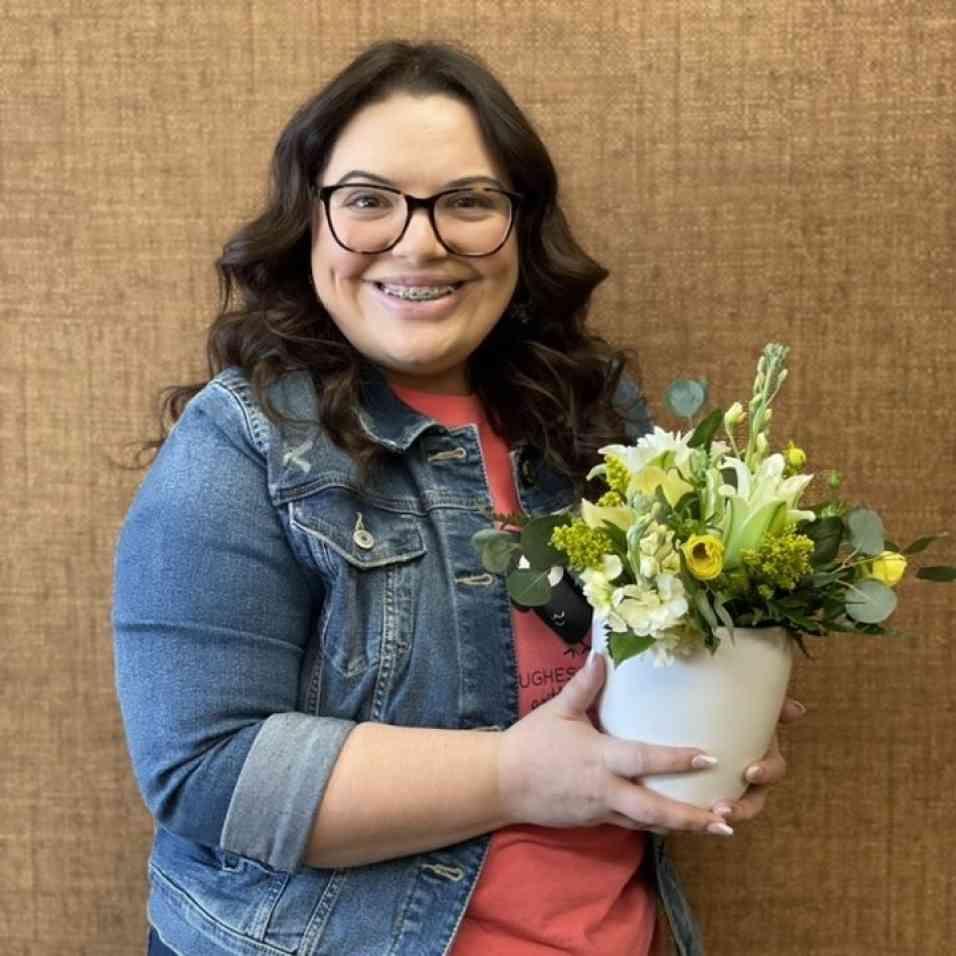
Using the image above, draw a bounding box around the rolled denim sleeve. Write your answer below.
[111,378,355,873]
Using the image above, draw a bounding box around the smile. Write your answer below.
[374,282,464,301]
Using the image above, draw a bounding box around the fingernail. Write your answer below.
[707,822,734,837]
[587,649,599,669]
[791,700,807,716]
[713,803,734,818]
[691,753,718,769]
[745,766,763,783]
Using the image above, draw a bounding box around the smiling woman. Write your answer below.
[308,93,520,395]
[114,39,799,956]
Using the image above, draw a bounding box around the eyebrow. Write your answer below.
[334,169,506,190]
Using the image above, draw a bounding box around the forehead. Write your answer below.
[322,93,510,190]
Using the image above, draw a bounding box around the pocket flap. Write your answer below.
[291,493,425,570]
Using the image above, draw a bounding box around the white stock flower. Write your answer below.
[579,555,623,613]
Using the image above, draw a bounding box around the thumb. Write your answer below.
[553,651,606,716]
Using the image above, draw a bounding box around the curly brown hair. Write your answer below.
[138,39,647,493]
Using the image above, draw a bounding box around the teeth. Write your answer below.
[380,283,457,301]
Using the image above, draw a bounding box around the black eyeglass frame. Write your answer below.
[309,182,524,258]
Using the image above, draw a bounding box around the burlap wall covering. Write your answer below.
[3,2,953,953]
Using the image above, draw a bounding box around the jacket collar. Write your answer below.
[355,362,447,452]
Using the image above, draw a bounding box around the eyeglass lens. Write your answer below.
[326,186,513,255]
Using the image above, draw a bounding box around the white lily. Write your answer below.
[718,452,815,568]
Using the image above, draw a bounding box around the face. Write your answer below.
[310,93,520,395]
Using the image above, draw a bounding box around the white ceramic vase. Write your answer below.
[591,614,794,809]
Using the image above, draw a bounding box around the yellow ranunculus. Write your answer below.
[864,551,908,587]
[682,534,725,581]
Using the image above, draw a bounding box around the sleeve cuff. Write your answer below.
[220,712,356,872]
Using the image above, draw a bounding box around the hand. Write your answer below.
[498,653,735,837]
[711,697,807,825]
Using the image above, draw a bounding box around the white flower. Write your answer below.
[591,427,696,486]
[579,555,622,613]
[717,452,816,568]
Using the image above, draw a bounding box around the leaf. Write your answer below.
[688,407,724,450]
[801,516,844,565]
[693,589,719,630]
[602,521,630,560]
[608,630,655,666]
[506,568,553,607]
[915,566,956,582]
[904,533,948,556]
[476,532,522,573]
[845,579,898,624]
[521,514,573,570]
[847,508,885,557]
[665,379,708,420]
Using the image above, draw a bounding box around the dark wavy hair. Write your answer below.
[137,39,646,493]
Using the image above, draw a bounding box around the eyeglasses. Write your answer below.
[309,182,523,257]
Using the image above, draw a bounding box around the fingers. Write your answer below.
[606,777,733,835]
[552,652,605,717]
[779,697,807,724]
[602,736,718,780]
[712,735,788,824]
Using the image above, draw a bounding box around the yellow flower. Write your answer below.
[864,551,908,587]
[783,440,807,475]
[682,534,725,581]
[633,465,695,508]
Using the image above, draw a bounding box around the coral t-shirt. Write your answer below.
[391,383,656,956]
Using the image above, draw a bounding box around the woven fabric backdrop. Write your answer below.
[3,2,954,953]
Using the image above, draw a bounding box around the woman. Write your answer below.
[113,40,803,956]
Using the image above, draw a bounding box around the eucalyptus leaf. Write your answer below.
[688,407,724,450]
[665,379,708,420]
[506,567,553,607]
[904,533,948,556]
[608,630,655,666]
[915,566,956,582]
[847,508,885,557]
[845,579,897,623]
[478,533,522,574]
[521,514,573,570]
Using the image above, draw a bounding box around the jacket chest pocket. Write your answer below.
[290,491,427,682]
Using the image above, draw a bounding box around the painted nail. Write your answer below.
[707,822,734,837]
[790,700,807,716]
[692,754,718,769]
[713,803,734,818]
[745,765,763,783]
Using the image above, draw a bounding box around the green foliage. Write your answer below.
[506,567,553,607]
[847,508,885,557]
[688,407,724,451]
[472,529,521,574]
[521,514,572,570]
[665,379,708,420]
[607,630,655,665]
[801,516,844,565]
[845,579,898,623]
[916,566,956,582]
[904,533,948,556]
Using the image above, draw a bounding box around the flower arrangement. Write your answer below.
[472,344,955,667]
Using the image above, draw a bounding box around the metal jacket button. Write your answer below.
[352,513,375,550]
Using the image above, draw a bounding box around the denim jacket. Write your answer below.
[112,363,704,956]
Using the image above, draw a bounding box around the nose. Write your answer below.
[392,206,446,258]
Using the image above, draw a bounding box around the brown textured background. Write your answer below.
[3,2,954,954]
